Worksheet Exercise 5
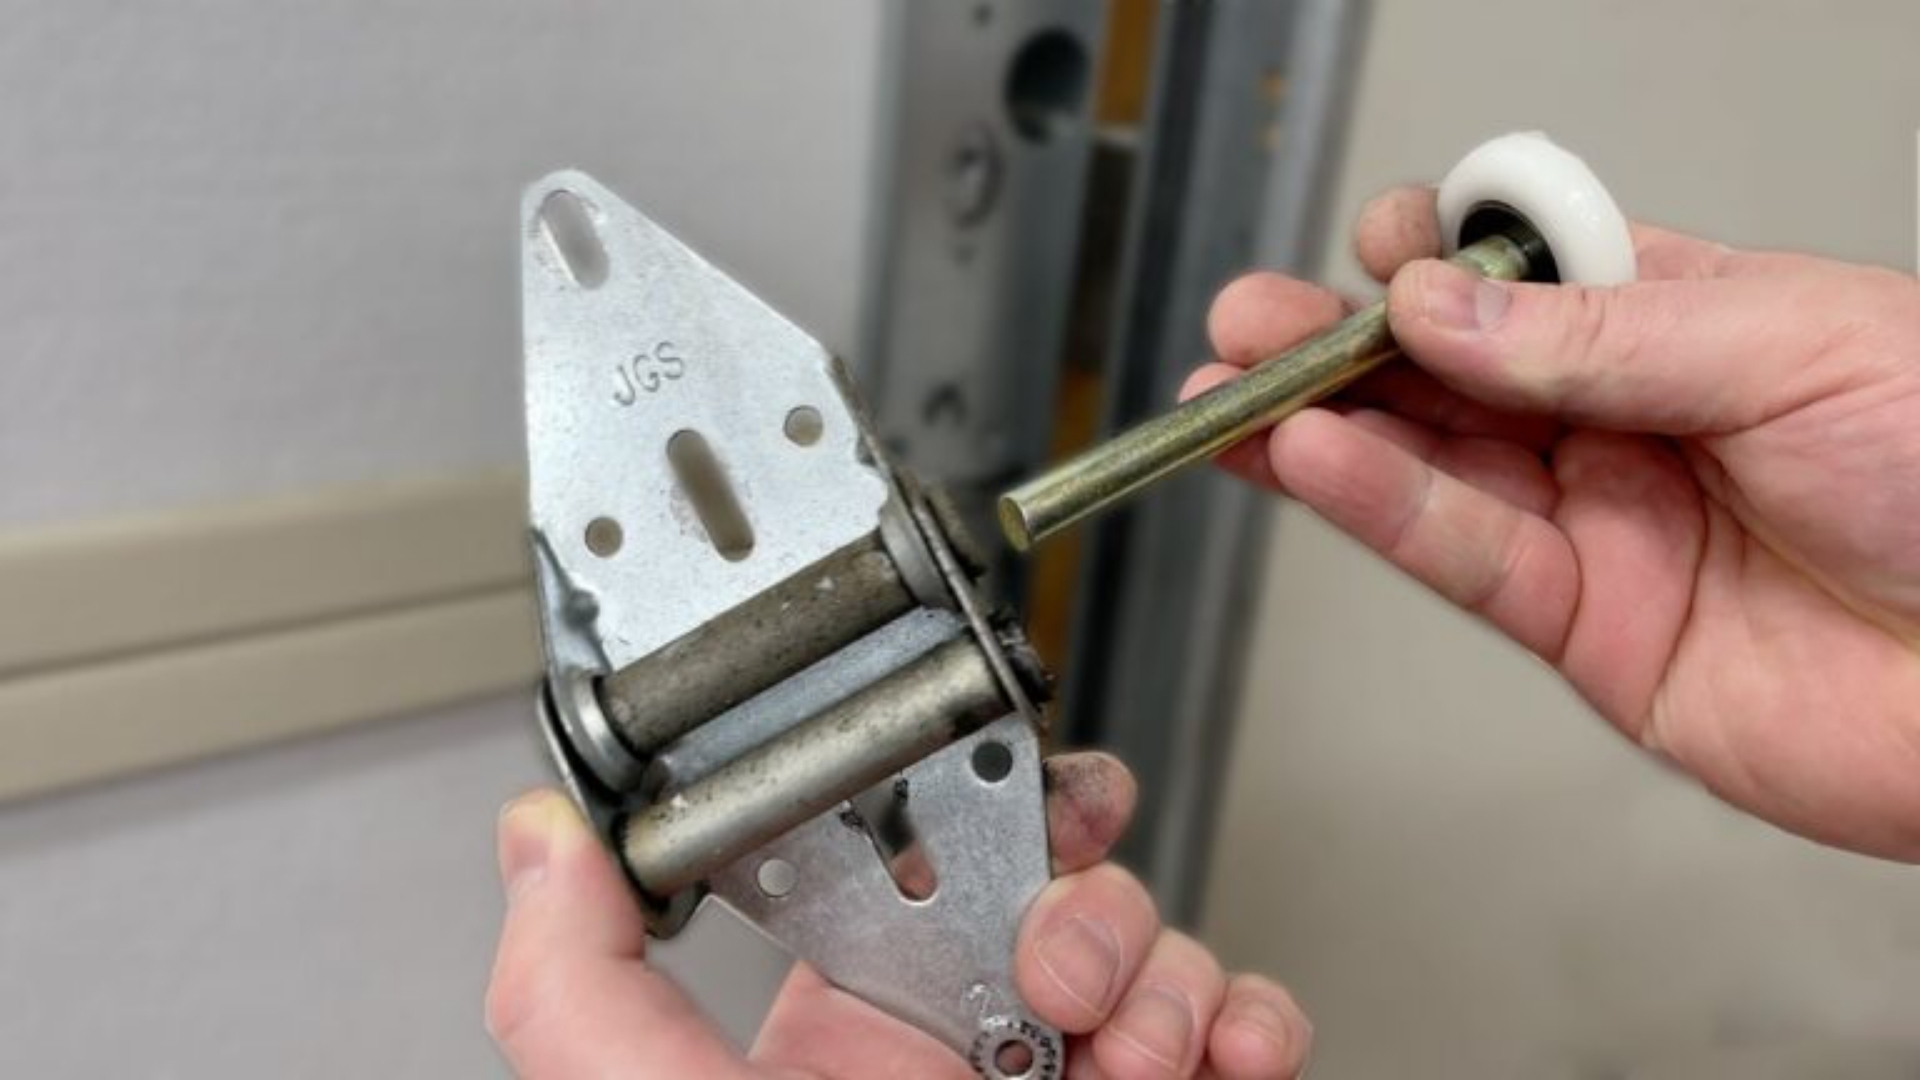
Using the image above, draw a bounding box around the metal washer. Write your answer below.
[968,1016,1062,1080]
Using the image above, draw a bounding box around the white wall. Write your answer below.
[0,3,879,1074]
[0,1,878,529]
[1203,2,1920,1077]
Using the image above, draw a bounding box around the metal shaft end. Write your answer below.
[997,495,1036,553]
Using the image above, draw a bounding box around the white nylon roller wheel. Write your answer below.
[1436,132,1636,286]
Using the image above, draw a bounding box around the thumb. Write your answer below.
[1385,257,1853,434]
[486,789,747,1079]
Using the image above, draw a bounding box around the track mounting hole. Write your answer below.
[756,858,796,898]
[972,740,1013,784]
[993,1038,1035,1078]
[784,406,823,447]
[1005,29,1089,143]
[584,517,623,557]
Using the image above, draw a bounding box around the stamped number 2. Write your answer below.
[613,341,686,405]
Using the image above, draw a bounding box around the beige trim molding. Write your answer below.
[0,471,528,678]
[0,472,540,802]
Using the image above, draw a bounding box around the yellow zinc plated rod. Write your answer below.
[998,227,1549,551]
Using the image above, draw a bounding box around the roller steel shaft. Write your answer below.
[998,226,1549,551]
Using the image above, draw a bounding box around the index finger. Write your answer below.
[1045,751,1139,873]
[1353,185,1732,284]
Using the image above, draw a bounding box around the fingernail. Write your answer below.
[1111,984,1194,1069]
[498,794,558,903]
[1035,915,1122,1014]
[1418,262,1510,331]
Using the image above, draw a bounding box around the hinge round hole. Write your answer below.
[784,405,824,447]
[756,858,797,898]
[584,517,623,558]
[971,740,1014,784]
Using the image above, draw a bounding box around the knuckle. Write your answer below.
[483,969,537,1049]
[1098,1048,1185,1080]
[1377,461,1436,564]
[1457,515,1528,615]
[1548,286,1616,396]
[1089,862,1161,927]
[1156,929,1224,986]
[484,959,564,1054]
[1531,283,1652,411]
[1233,973,1313,1048]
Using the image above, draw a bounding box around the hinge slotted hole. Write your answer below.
[667,430,756,561]
[536,190,608,288]
[850,780,938,902]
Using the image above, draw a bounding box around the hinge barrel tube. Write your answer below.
[620,635,1004,894]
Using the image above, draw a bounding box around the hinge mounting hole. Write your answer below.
[667,429,756,561]
[756,858,797,898]
[584,517,623,558]
[784,405,824,447]
[851,781,938,902]
[536,190,609,289]
[972,740,1014,784]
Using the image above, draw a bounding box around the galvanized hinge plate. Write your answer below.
[522,172,1059,1078]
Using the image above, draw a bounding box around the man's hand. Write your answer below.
[1191,187,1920,861]
[487,754,1311,1079]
